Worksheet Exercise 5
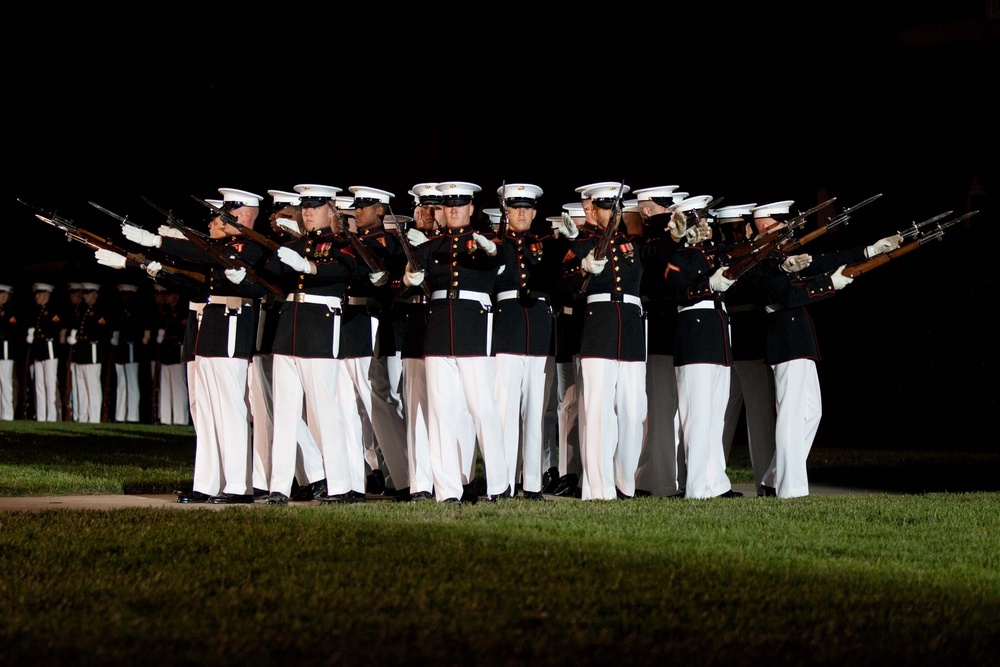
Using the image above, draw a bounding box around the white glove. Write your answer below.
[95,248,127,269]
[580,249,608,275]
[472,232,497,256]
[145,261,162,278]
[368,270,389,286]
[781,253,813,273]
[275,218,302,237]
[558,212,579,239]
[111,331,120,346]
[667,210,688,240]
[156,328,166,344]
[709,266,736,292]
[277,246,313,274]
[866,234,903,258]
[830,265,854,290]
[406,228,430,246]
[122,224,162,248]
[224,267,247,284]
[142,330,151,345]
[158,225,187,239]
[689,222,712,245]
[26,327,35,344]
[403,266,426,287]
[67,329,78,346]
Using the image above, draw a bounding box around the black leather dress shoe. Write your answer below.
[758,485,777,497]
[253,487,269,499]
[616,488,634,500]
[717,489,744,498]
[634,488,653,497]
[391,487,412,502]
[441,497,461,504]
[321,490,367,505]
[264,492,289,506]
[552,474,579,497]
[461,484,480,504]
[485,485,513,503]
[176,491,211,504]
[409,491,434,503]
[366,470,386,494]
[521,490,545,501]
[291,479,328,501]
[209,493,255,504]
[542,467,560,494]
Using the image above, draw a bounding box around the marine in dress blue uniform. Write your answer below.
[749,200,902,498]
[489,183,552,499]
[69,282,109,424]
[123,188,268,503]
[26,282,65,422]
[664,195,741,499]
[404,181,510,503]
[563,182,648,500]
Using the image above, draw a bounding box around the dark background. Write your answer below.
[7,7,997,450]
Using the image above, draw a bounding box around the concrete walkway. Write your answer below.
[0,482,885,512]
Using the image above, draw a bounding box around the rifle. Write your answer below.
[781,193,882,253]
[190,195,282,252]
[387,208,431,298]
[579,179,626,293]
[722,197,838,262]
[840,210,978,279]
[682,196,724,244]
[330,205,388,274]
[142,197,285,298]
[496,181,509,241]
[80,202,208,285]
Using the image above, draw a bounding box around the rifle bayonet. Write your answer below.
[898,210,953,240]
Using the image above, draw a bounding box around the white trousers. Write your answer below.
[722,359,778,489]
[368,352,410,489]
[271,355,353,496]
[770,359,822,499]
[158,363,190,426]
[556,357,582,478]
[73,363,103,424]
[191,356,251,496]
[115,362,140,423]
[426,356,508,501]
[33,358,59,422]
[341,356,379,482]
[677,363,733,499]
[403,358,434,495]
[0,359,14,420]
[579,358,647,500]
[494,353,551,493]
[636,353,684,497]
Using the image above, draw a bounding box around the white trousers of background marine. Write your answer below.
[115,361,140,423]
[769,358,822,499]
[722,359,777,490]
[578,358,647,500]
[33,358,59,422]
[158,363,190,426]
[73,363,103,424]
[191,356,251,496]
[0,358,14,420]
[676,362,733,499]
[494,353,550,494]
[402,357,434,496]
[426,355,508,501]
[636,353,684,497]
[367,350,410,492]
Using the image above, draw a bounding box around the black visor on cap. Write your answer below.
[300,198,331,208]
[592,198,616,210]
[650,197,674,207]
[418,196,443,206]
[353,197,380,209]
[506,198,536,209]
[222,201,249,211]
[441,196,472,207]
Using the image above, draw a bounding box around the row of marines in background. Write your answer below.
[4,180,914,503]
